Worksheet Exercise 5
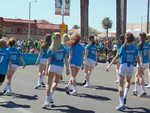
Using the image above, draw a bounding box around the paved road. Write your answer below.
[0,63,150,113]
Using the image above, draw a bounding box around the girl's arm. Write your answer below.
[105,54,119,71]
[64,55,70,75]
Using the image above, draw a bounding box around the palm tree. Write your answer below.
[102,17,112,38]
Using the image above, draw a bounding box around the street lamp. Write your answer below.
[28,0,37,39]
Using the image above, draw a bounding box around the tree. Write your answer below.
[72,25,80,29]
[102,17,112,38]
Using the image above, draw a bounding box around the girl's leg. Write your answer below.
[123,75,132,104]
[69,66,80,94]
[4,69,15,93]
[133,71,140,96]
[35,64,46,88]
[116,76,125,110]
[50,73,60,102]
[43,72,53,107]
[84,65,93,87]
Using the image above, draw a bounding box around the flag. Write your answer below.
[55,0,70,16]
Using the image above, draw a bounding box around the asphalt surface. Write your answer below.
[0,63,150,113]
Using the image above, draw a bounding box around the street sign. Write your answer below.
[59,24,67,31]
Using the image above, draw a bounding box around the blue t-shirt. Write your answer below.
[48,45,67,66]
[0,48,10,75]
[70,43,84,66]
[138,42,150,64]
[7,48,22,65]
[118,44,138,66]
[85,44,97,61]
[41,48,49,59]
[117,41,122,52]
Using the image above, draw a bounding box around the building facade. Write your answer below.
[0,17,61,40]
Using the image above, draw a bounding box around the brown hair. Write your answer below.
[0,39,7,48]
[66,33,81,47]
[7,37,16,47]
[41,34,52,49]
[126,32,135,43]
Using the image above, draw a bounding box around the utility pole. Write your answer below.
[116,0,127,38]
[147,0,150,33]
[80,0,89,41]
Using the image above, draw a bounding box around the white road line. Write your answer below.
[0,97,33,113]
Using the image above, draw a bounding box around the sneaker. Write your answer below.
[41,82,46,88]
[83,82,92,88]
[69,90,77,96]
[3,85,9,94]
[145,84,150,88]
[3,86,12,96]
[133,91,138,96]
[34,84,42,89]
[115,105,126,111]
[139,92,147,97]
[65,86,71,95]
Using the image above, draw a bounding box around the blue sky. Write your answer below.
[0,0,148,32]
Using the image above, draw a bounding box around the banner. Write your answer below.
[55,0,70,16]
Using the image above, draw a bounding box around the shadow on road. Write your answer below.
[44,105,95,113]
[123,107,150,113]
[77,93,111,101]
[93,85,118,92]
[0,101,30,108]
[12,93,38,100]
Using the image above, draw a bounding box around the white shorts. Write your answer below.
[8,64,18,71]
[137,63,149,69]
[48,65,64,75]
[70,64,81,69]
[119,63,134,76]
[40,58,47,65]
[86,58,96,67]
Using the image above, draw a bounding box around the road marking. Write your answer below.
[0,97,33,113]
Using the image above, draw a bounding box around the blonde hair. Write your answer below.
[49,33,61,52]
[62,33,70,45]
[0,39,7,48]
[66,33,81,47]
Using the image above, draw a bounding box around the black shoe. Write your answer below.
[2,90,7,95]
[65,86,70,95]
[41,82,46,88]
[34,85,41,89]
[133,91,138,96]
[82,80,86,86]
[139,92,147,97]
[50,101,55,108]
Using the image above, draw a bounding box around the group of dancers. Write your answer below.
[0,31,150,111]
[106,32,150,111]
[0,32,98,109]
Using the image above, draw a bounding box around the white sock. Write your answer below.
[37,79,41,86]
[134,83,139,91]
[140,85,146,92]
[119,96,124,106]
[124,88,129,99]
[40,75,44,83]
